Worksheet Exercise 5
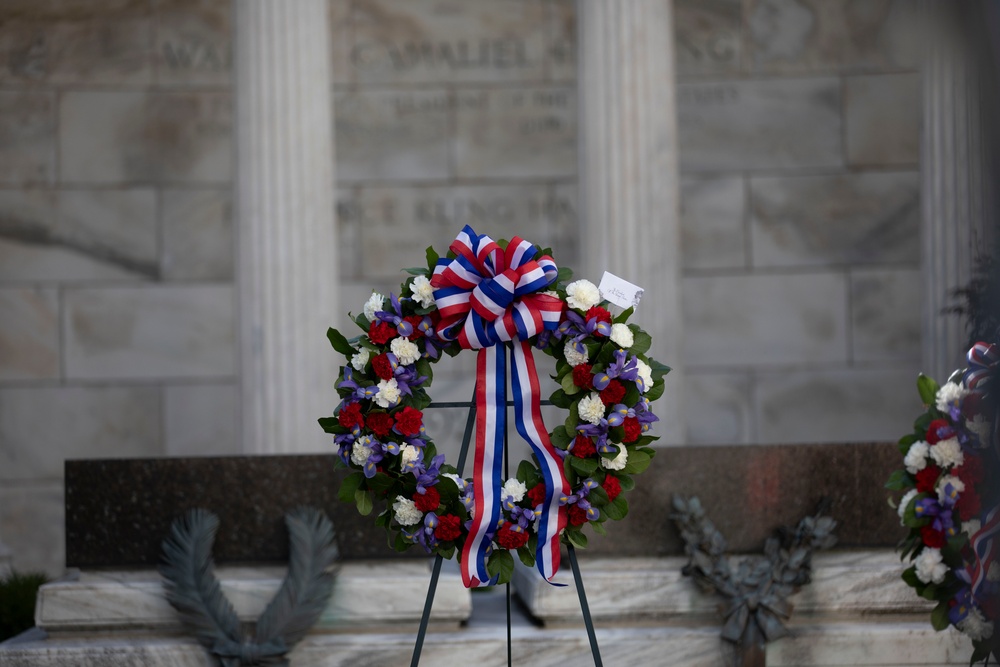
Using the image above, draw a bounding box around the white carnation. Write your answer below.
[564,341,589,367]
[351,440,373,466]
[351,347,370,371]
[958,607,994,641]
[936,381,968,413]
[392,496,422,526]
[502,478,526,503]
[578,393,606,425]
[400,444,420,465]
[936,474,965,502]
[903,441,929,474]
[988,562,1000,582]
[374,378,401,408]
[363,292,385,321]
[411,275,435,309]
[914,547,948,584]
[566,279,600,311]
[610,323,634,348]
[929,437,964,469]
[390,336,421,366]
[897,489,918,523]
[967,414,992,445]
[635,358,653,393]
[601,446,628,471]
[965,519,982,538]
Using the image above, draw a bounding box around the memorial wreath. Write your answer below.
[888,342,1000,662]
[320,226,669,588]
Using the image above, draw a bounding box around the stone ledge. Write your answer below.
[35,561,470,633]
[513,551,931,626]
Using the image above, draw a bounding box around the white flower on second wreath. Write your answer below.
[502,478,526,503]
[935,381,968,414]
[351,347,371,371]
[601,446,628,471]
[897,488,918,523]
[610,323,634,348]
[392,496,422,526]
[635,358,653,393]
[364,292,385,321]
[957,606,994,641]
[411,275,436,309]
[565,279,601,311]
[929,437,964,469]
[936,474,965,502]
[914,547,948,585]
[903,440,930,474]
[390,336,421,366]
[564,341,589,367]
[578,393,606,424]
[374,377,401,408]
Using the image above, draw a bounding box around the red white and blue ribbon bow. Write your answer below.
[431,225,568,588]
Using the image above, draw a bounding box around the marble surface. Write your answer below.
[683,371,754,445]
[846,73,921,167]
[154,0,231,87]
[161,188,233,281]
[0,482,64,577]
[0,287,59,380]
[0,91,54,184]
[674,0,742,77]
[850,268,922,363]
[679,176,746,271]
[163,384,239,457]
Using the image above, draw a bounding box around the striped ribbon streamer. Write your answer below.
[431,226,568,587]
[970,506,1000,598]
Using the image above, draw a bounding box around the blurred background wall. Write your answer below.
[0,0,934,575]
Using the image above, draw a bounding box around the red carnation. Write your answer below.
[413,487,440,512]
[957,490,982,521]
[527,483,546,508]
[338,402,364,429]
[921,525,946,549]
[573,364,595,390]
[372,353,394,380]
[572,434,597,458]
[567,505,589,526]
[599,380,626,406]
[404,315,425,340]
[586,306,612,327]
[497,523,530,550]
[926,419,950,445]
[622,417,642,443]
[395,406,424,437]
[434,514,462,542]
[368,320,397,345]
[602,475,622,502]
[955,456,985,485]
[915,465,941,494]
[366,412,394,438]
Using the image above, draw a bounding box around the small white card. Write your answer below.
[599,271,643,309]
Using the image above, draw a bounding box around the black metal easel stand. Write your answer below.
[410,393,604,666]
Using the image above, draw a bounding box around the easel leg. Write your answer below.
[410,554,443,667]
[568,543,603,667]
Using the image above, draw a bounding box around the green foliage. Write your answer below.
[917,374,939,407]
[0,570,47,641]
[326,328,355,358]
[487,550,515,585]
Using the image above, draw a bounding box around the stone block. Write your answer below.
[338,184,578,280]
[334,89,450,182]
[547,0,576,82]
[345,0,548,85]
[684,372,753,444]
[755,367,921,444]
[683,272,847,366]
[0,286,59,381]
[674,0,742,77]
[750,171,920,267]
[0,91,54,184]
[746,0,920,73]
[164,383,239,457]
[0,482,64,576]
[0,386,162,481]
[59,91,232,184]
[0,1,153,85]
[64,285,236,380]
[154,0,231,86]
[677,79,842,170]
[846,73,920,166]
[161,188,233,280]
[455,87,576,179]
[679,175,745,270]
[329,0,353,85]
[851,268,921,363]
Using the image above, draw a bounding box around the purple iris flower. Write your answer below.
[558,478,600,521]
[915,483,959,536]
[949,587,973,624]
[352,434,385,479]
[507,506,536,531]
[577,420,613,453]
[334,423,363,465]
[412,454,445,494]
[403,512,441,553]
[375,293,414,337]
[338,367,379,401]
[393,363,428,397]
[593,349,640,390]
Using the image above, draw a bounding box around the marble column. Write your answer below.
[922,2,999,381]
[577,0,685,444]
[234,0,338,454]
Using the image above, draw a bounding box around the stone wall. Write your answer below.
[0,0,925,576]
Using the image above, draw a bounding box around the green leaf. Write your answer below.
[647,358,671,382]
[327,328,356,357]
[884,469,911,491]
[426,246,439,271]
[898,433,918,455]
[368,472,394,495]
[622,383,640,408]
[917,374,940,406]
[590,521,607,536]
[550,425,573,449]
[588,485,610,507]
[644,382,665,402]
[622,448,652,475]
[517,545,535,568]
[603,496,629,520]
[487,550,515,585]
[613,307,634,324]
[560,372,582,396]
[550,389,575,409]
[570,456,599,476]
[629,327,652,355]
[565,529,588,549]
[617,474,635,492]
[415,357,434,385]
[901,566,920,588]
[402,267,428,276]
[930,600,951,631]
[318,416,342,434]
[563,456,579,487]
[914,412,933,434]
[971,641,993,664]
[354,489,373,516]
[338,472,365,504]
[557,266,574,286]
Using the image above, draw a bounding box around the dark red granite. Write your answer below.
[64,443,905,567]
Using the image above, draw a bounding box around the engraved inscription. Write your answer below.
[352,38,531,72]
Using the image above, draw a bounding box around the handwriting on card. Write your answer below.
[599,272,643,309]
